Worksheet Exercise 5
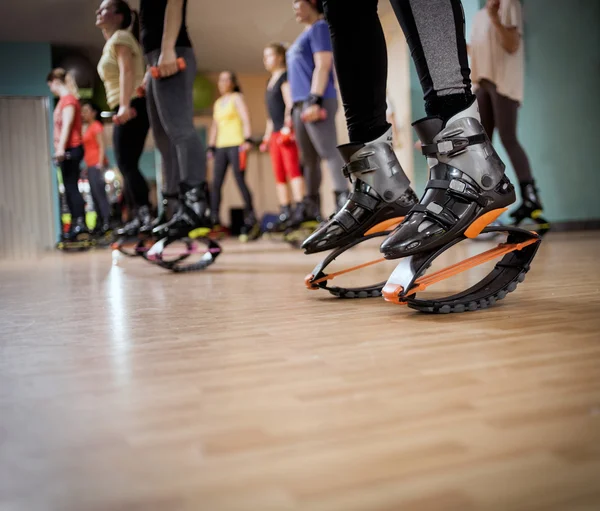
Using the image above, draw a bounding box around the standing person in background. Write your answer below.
[260,43,306,233]
[96,0,153,237]
[47,69,89,241]
[139,0,213,240]
[81,102,112,235]
[208,71,259,241]
[470,0,549,233]
[287,0,349,224]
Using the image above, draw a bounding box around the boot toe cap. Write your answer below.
[380,216,445,259]
[301,222,346,254]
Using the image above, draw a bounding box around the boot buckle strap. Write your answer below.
[342,157,375,179]
[421,134,487,157]
[348,192,378,212]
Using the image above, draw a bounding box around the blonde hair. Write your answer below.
[46,68,80,99]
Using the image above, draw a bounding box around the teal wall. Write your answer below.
[409,0,600,223]
[0,42,60,236]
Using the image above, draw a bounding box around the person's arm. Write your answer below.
[208,115,218,159]
[157,0,184,77]
[303,52,333,122]
[234,93,253,152]
[56,105,75,159]
[281,81,294,128]
[115,44,135,123]
[487,0,520,54]
[262,119,274,149]
[310,51,332,98]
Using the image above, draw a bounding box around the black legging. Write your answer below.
[113,96,150,207]
[476,79,532,183]
[211,146,253,221]
[322,0,472,143]
[87,165,111,223]
[60,145,86,219]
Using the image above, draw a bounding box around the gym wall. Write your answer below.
[0,42,59,258]
[410,0,600,226]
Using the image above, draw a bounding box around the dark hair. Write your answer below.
[266,43,287,67]
[224,71,242,93]
[111,0,140,42]
[46,68,80,98]
[308,0,324,14]
[82,101,101,122]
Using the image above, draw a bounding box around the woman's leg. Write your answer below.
[323,0,472,138]
[60,147,86,219]
[292,106,321,197]
[280,139,305,204]
[147,47,206,188]
[146,70,180,198]
[475,79,496,140]
[302,98,347,194]
[210,148,229,224]
[490,85,533,184]
[229,146,254,211]
[269,132,291,206]
[87,165,111,224]
[112,101,151,208]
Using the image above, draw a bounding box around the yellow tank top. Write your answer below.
[97,30,145,109]
[214,94,244,148]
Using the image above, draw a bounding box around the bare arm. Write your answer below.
[57,105,75,154]
[311,51,333,97]
[208,119,218,148]
[281,81,293,127]
[95,128,106,167]
[234,94,252,140]
[263,119,274,142]
[116,45,134,110]
[491,19,520,54]
[488,0,520,54]
[162,0,183,51]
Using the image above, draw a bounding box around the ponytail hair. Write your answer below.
[227,71,242,93]
[112,0,140,42]
[46,68,80,99]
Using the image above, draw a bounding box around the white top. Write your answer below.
[470,0,524,103]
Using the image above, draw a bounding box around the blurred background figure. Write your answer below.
[260,42,306,234]
[288,0,348,223]
[96,0,153,237]
[470,0,549,233]
[208,71,258,241]
[81,102,112,236]
[46,68,88,241]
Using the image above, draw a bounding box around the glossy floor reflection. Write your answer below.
[1,232,599,511]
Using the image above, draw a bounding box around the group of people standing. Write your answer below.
[47,0,545,245]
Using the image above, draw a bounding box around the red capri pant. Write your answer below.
[269,131,302,185]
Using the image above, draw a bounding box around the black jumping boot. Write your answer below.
[152,183,212,239]
[510,181,550,235]
[67,216,90,240]
[380,98,516,259]
[301,127,418,254]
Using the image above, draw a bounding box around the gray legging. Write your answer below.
[145,46,206,196]
[293,97,348,196]
[87,165,111,223]
[475,79,532,183]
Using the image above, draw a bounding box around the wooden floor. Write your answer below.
[1,232,599,511]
